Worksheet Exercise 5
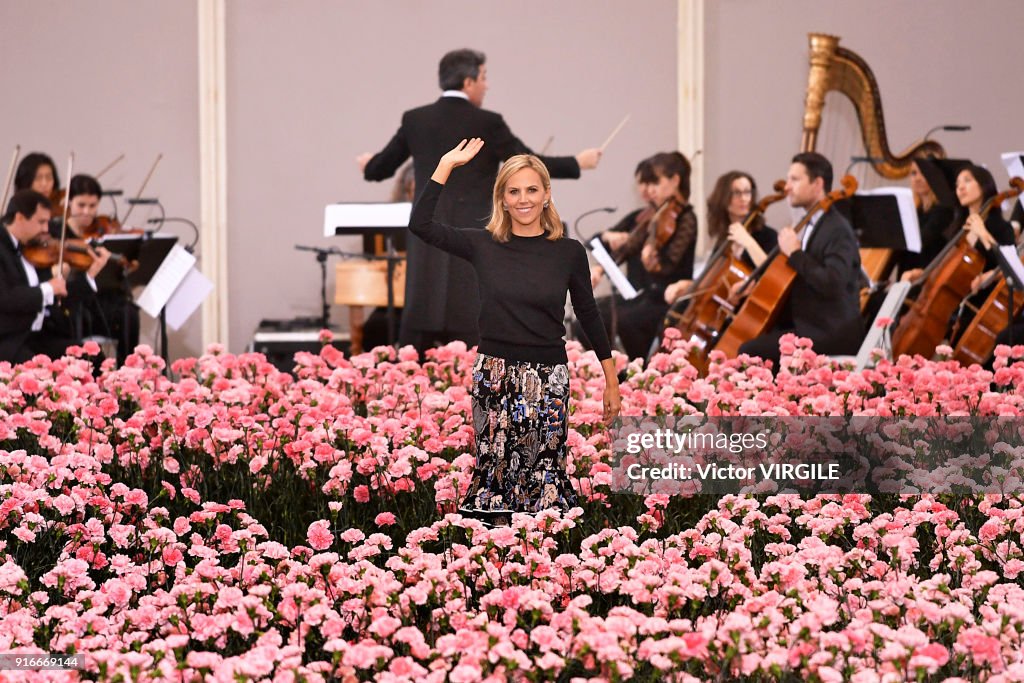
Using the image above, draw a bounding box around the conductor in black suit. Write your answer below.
[358,48,602,354]
[0,190,69,363]
[739,152,863,367]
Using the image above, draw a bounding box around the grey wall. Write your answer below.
[225,0,678,351]
[704,0,1024,230]
[0,1,202,360]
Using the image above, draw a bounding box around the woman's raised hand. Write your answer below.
[441,138,484,168]
[432,138,485,185]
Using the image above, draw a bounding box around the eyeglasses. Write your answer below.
[730,189,753,197]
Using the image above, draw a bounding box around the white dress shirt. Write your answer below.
[801,209,825,251]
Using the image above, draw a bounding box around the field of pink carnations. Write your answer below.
[4,332,1024,682]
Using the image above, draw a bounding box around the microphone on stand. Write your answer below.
[923,124,971,141]
[844,155,885,177]
[127,197,159,205]
[573,206,617,244]
[148,217,200,252]
[101,189,123,197]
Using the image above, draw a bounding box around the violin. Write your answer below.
[81,214,125,238]
[653,196,686,248]
[22,235,126,272]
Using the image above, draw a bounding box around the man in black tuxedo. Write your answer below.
[358,48,602,354]
[739,152,863,367]
[0,190,68,363]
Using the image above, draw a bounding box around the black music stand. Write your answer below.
[95,233,178,368]
[324,202,410,346]
[995,246,1024,346]
[833,191,920,250]
[916,158,972,208]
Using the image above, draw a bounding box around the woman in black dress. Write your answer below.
[408,138,620,525]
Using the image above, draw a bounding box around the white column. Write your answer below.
[677,0,706,256]
[197,0,229,348]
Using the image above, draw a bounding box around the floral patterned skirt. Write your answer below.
[459,353,577,524]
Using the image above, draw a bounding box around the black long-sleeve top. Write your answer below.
[409,180,612,364]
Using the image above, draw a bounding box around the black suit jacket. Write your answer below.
[783,207,864,354]
[364,96,581,337]
[0,224,46,363]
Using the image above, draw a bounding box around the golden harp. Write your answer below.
[801,33,946,299]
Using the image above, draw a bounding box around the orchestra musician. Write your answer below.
[357,48,602,356]
[663,170,778,306]
[738,152,863,367]
[36,175,112,358]
[576,155,657,348]
[897,157,956,281]
[61,174,140,366]
[12,152,60,210]
[596,151,697,360]
[0,190,68,363]
[956,165,1016,286]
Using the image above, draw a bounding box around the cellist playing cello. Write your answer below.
[737,152,863,367]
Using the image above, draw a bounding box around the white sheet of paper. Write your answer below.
[324,202,412,237]
[999,245,1024,286]
[1001,152,1024,212]
[589,237,639,300]
[135,245,196,317]
[164,266,213,330]
[859,186,922,253]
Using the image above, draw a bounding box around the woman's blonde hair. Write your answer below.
[486,154,563,242]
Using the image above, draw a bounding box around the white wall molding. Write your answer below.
[678,0,706,256]
[198,0,229,348]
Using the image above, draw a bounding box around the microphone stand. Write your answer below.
[294,245,343,330]
[294,244,403,338]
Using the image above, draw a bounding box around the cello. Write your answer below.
[712,175,859,359]
[661,180,787,373]
[949,179,1024,365]
[891,177,1024,359]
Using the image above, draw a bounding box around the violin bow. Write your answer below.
[57,152,75,278]
[1,145,19,215]
[95,153,125,180]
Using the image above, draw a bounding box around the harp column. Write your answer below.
[677,0,706,256]
[198,0,230,348]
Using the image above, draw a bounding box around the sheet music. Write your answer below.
[1001,152,1024,211]
[999,245,1024,287]
[165,266,213,330]
[589,237,638,300]
[859,187,922,253]
[135,245,196,317]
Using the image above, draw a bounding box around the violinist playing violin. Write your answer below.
[60,174,141,366]
[591,151,697,360]
[32,174,114,357]
[738,152,863,367]
[0,190,70,363]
